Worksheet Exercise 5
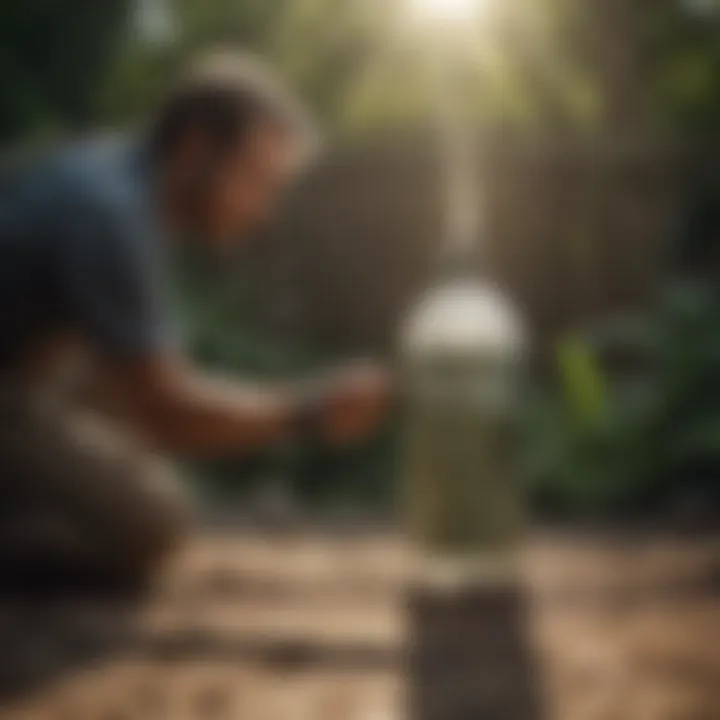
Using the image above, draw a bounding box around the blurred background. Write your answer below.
[2,0,720,520]
[3,4,720,720]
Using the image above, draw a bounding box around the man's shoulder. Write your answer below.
[3,134,144,215]
[54,134,146,210]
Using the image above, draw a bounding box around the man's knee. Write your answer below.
[113,454,194,576]
[0,400,195,590]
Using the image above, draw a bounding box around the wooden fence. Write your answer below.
[237,135,697,359]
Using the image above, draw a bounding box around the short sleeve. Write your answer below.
[57,193,179,359]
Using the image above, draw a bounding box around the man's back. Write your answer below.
[0,136,173,371]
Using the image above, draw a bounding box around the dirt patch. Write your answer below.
[0,532,717,719]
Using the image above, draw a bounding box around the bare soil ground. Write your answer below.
[0,531,718,719]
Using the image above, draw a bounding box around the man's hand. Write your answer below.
[98,354,393,456]
[304,362,393,446]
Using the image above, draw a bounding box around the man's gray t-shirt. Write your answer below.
[0,135,177,369]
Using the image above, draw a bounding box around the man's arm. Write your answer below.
[98,353,390,456]
[59,193,390,454]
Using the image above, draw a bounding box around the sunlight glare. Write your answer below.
[411,0,487,23]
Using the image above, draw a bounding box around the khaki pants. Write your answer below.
[0,381,192,591]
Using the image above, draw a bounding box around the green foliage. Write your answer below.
[0,0,131,143]
[556,338,607,424]
[174,258,314,377]
[649,0,720,133]
[171,250,398,507]
[526,281,720,520]
[101,0,612,137]
[5,0,720,143]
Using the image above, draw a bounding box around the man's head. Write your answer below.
[150,51,317,250]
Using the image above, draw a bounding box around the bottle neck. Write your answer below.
[438,243,486,285]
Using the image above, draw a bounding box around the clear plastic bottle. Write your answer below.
[401,276,526,554]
